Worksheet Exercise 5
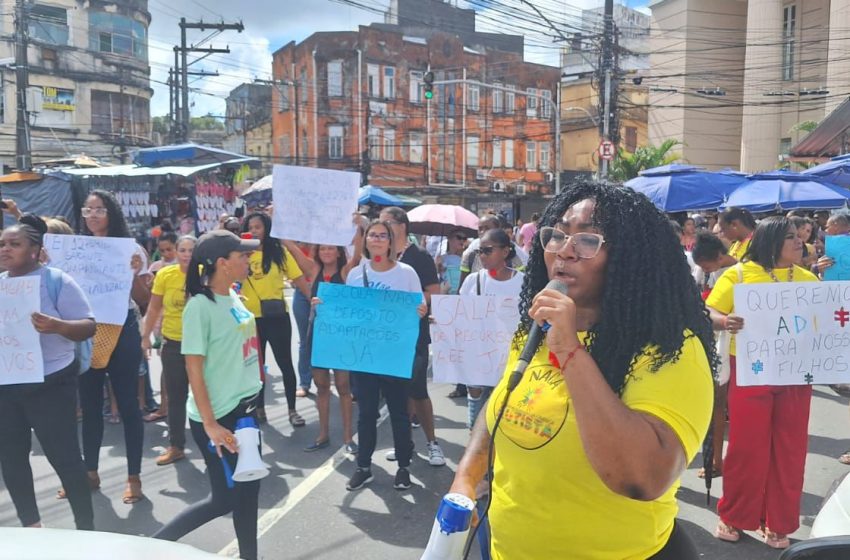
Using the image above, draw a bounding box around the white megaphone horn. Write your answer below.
[231,417,269,482]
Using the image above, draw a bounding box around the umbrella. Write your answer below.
[723,170,850,212]
[358,185,404,206]
[406,204,479,237]
[133,143,259,167]
[803,155,850,187]
[239,175,273,207]
[624,167,747,212]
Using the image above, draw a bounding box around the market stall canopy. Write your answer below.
[406,204,479,237]
[61,159,257,178]
[358,185,404,206]
[802,154,850,187]
[723,170,850,212]
[133,143,260,168]
[624,165,746,212]
[789,98,850,161]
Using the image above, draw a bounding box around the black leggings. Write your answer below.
[0,363,93,529]
[153,401,261,560]
[256,315,297,410]
[648,521,698,559]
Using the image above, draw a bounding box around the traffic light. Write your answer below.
[423,71,434,100]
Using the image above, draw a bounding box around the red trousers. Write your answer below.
[717,356,812,534]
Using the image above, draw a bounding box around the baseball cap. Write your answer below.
[194,230,259,266]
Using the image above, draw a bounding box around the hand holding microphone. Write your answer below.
[528,280,581,367]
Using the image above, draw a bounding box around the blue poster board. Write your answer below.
[824,236,850,281]
[311,283,422,378]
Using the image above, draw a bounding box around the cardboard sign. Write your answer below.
[44,234,137,325]
[734,281,850,386]
[824,236,850,281]
[270,165,359,245]
[311,283,421,378]
[429,294,520,386]
[0,276,44,385]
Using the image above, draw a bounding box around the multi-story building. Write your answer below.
[0,0,152,167]
[224,83,273,176]
[271,0,560,213]
[648,0,843,172]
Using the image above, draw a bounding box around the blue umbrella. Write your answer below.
[723,170,850,212]
[358,185,404,206]
[133,143,258,167]
[803,155,850,187]
[624,167,747,212]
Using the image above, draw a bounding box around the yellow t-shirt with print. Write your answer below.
[242,249,303,317]
[151,264,187,341]
[486,333,713,560]
[728,237,751,262]
[706,261,818,355]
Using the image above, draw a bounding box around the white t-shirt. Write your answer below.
[346,260,423,293]
[462,238,529,271]
[459,269,525,297]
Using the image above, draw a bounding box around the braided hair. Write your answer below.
[514,180,718,395]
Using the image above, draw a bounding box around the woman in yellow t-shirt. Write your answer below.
[448,181,715,559]
[242,212,310,426]
[706,217,817,550]
[719,207,756,262]
[141,235,197,466]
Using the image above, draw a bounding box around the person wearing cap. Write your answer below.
[153,230,263,560]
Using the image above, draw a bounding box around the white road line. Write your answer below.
[218,406,390,557]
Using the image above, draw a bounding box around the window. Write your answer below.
[383,67,395,99]
[493,138,502,167]
[780,137,792,155]
[327,60,343,97]
[30,4,68,46]
[783,5,796,81]
[367,64,380,97]
[91,90,150,137]
[505,85,515,114]
[467,136,480,167]
[89,12,147,60]
[329,125,344,159]
[540,90,552,119]
[468,85,480,111]
[492,83,504,113]
[383,129,395,160]
[540,142,550,170]
[505,139,514,168]
[368,128,381,161]
[410,71,424,103]
[278,83,290,111]
[526,88,538,117]
[279,135,291,162]
[409,132,424,163]
[526,141,536,169]
[301,134,308,160]
[624,126,638,153]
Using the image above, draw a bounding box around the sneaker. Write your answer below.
[346,468,373,491]
[386,442,413,462]
[411,415,421,429]
[393,467,411,490]
[427,441,446,467]
[344,441,359,456]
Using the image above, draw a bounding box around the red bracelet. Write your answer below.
[549,346,583,369]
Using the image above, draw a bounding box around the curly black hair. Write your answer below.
[79,190,131,238]
[515,180,718,395]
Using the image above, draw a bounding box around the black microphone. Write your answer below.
[507,279,569,392]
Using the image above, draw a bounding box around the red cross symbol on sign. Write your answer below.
[599,140,615,161]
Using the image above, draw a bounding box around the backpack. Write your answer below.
[44,267,93,374]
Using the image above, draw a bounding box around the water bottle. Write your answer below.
[421,493,476,560]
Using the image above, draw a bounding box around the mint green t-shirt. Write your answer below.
[182,289,262,422]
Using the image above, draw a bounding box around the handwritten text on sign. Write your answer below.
[311,283,422,378]
[44,234,137,325]
[734,281,850,386]
[430,295,520,386]
[0,276,44,385]
[270,165,358,245]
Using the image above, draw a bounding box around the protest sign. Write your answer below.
[733,281,850,386]
[44,234,137,325]
[311,283,421,378]
[0,275,44,385]
[270,165,359,245]
[824,236,850,281]
[429,294,520,386]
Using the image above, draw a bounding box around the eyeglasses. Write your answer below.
[81,207,108,218]
[539,227,605,259]
[452,235,468,241]
[479,245,505,255]
[366,232,389,241]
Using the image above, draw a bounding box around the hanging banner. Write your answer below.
[0,275,44,385]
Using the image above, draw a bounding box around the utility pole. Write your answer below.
[361,108,370,186]
[14,0,31,171]
[599,0,618,179]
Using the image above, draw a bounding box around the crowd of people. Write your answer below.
[3,177,850,558]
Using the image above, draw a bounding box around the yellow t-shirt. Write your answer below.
[728,237,751,262]
[242,249,303,317]
[486,333,713,560]
[706,261,819,355]
[151,264,187,341]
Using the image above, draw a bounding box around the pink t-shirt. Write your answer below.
[519,222,537,251]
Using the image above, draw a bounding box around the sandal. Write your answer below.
[757,527,790,549]
[122,476,144,505]
[714,521,741,543]
[839,451,850,465]
[289,411,306,427]
[57,471,99,500]
[296,387,310,398]
[143,410,167,423]
[447,388,467,399]
[697,466,722,479]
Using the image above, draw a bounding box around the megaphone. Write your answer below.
[231,417,269,483]
[421,493,475,560]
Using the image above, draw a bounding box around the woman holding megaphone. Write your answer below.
[153,230,263,560]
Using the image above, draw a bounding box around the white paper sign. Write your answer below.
[270,165,359,245]
[429,294,520,386]
[734,282,850,386]
[0,276,44,385]
[43,234,137,325]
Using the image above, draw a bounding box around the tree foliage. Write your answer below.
[608,139,683,182]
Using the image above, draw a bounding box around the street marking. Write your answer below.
[218,405,390,557]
